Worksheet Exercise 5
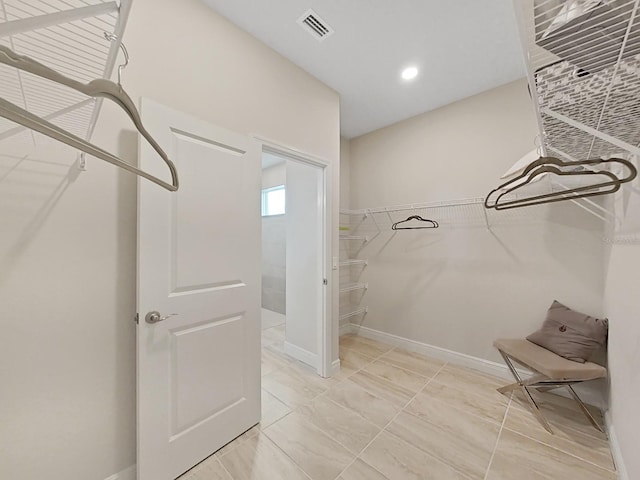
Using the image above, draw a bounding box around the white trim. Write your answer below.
[257,136,331,168]
[257,137,333,378]
[605,410,628,480]
[352,324,515,377]
[331,359,341,376]
[350,324,605,408]
[339,323,354,336]
[104,465,136,480]
[317,160,331,377]
[284,341,318,367]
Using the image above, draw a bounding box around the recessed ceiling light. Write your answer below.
[401,66,419,81]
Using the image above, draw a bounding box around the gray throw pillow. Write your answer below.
[526,300,608,363]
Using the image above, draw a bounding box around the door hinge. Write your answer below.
[134,313,139,324]
[323,278,328,285]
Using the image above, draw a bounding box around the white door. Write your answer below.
[285,159,325,370]
[137,98,261,480]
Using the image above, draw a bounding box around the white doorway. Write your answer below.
[259,142,331,377]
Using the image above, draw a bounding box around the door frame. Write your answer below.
[256,137,333,378]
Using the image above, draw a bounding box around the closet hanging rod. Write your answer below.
[340,198,488,217]
[0,43,178,191]
[365,198,485,215]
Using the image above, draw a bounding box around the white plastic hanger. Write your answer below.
[0,43,178,191]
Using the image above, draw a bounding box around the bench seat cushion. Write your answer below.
[494,338,607,381]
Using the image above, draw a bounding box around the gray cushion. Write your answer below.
[526,300,608,363]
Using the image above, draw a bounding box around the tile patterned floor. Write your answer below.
[180,324,616,480]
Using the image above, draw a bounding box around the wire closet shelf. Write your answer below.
[0,0,131,155]
[340,197,545,233]
[510,0,640,243]
[513,0,640,162]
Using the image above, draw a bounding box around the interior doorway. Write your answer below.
[260,143,329,376]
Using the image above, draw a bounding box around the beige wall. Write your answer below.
[0,1,340,479]
[347,79,606,364]
[604,189,640,480]
[350,80,540,204]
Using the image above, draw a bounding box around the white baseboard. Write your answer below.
[284,341,317,368]
[350,324,605,409]
[351,324,519,379]
[605,410,628,480]
[104,465,136,480]
[339,323,354,336]
[331,358,341,376]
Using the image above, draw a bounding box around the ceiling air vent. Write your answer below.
[297,9,334,42]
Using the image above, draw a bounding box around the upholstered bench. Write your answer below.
[493,338,607,434]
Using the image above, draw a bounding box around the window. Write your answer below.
[262,185,286,216]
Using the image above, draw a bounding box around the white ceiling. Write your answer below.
[202,0,526,139]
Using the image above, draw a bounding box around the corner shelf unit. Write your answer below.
[339,259,368,267]
[339,210,369,331]
[339,235,369,242]
[339,282,368,293]
[339,307,368,322]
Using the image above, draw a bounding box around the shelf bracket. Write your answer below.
[0,2,118,38]
[77,152,87,171]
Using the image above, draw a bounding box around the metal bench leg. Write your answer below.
[498,350,553,434]
[535,386,560,393]
[567,385,604,433]
[497,382,520,394]
[497,374,548,395]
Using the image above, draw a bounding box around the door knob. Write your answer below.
[145,311,178,324]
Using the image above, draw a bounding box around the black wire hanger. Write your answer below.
[392,215,439,230]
